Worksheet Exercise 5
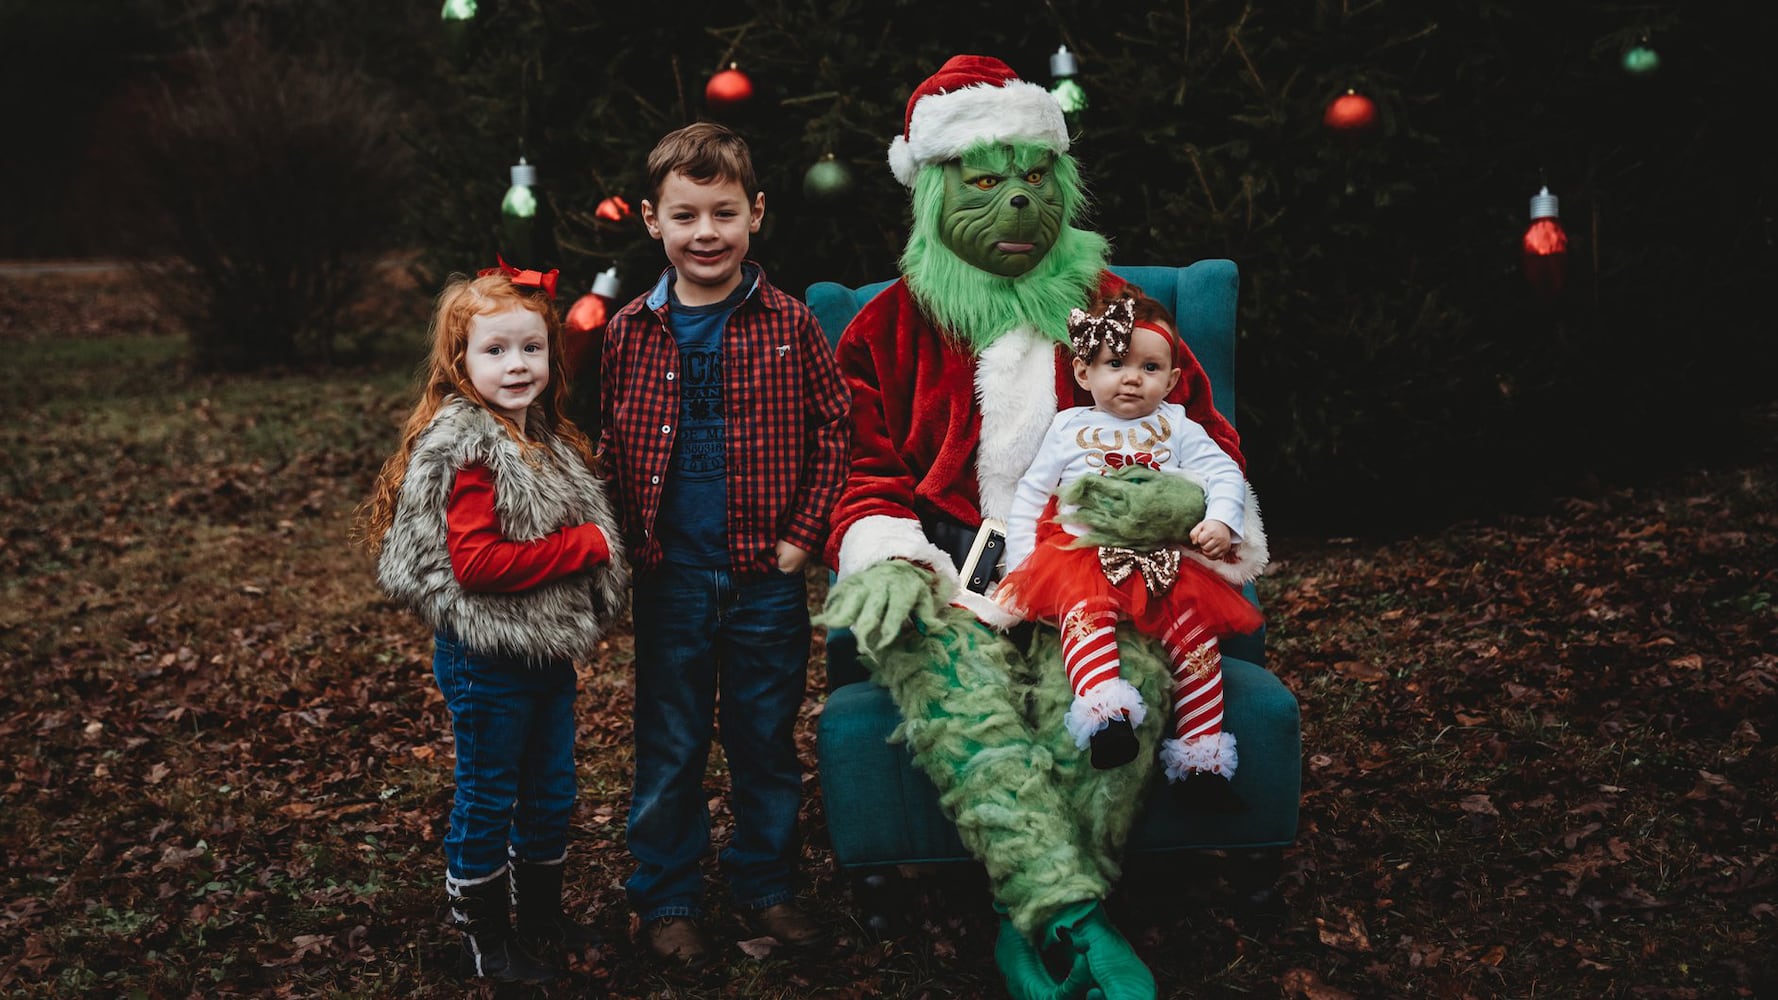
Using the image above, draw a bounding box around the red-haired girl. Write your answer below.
[360,264,626,984]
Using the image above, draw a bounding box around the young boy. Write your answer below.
[597,121,850,971]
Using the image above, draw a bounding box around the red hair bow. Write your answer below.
[479,255,559,300]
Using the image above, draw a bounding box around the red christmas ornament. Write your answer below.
[563,266,622,375]
[1521,186,1568,300]
[705,63,754,110]
[595,196,631,222]
[1323,89,1378,133]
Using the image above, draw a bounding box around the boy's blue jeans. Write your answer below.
[432,631,578,881]
[626,563,811,923]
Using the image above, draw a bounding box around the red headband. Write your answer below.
[1133,320,1182,367]
[479,254,559,300]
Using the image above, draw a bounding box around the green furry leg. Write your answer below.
[1024,626,1170,885]
[865,606,1108,935]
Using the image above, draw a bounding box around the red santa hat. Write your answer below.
[886,54,1071,189]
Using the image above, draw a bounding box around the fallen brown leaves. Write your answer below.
[1259,411,1778,998]
[2,273,1774,998]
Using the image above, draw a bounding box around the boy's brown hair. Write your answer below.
[645,122,758,202]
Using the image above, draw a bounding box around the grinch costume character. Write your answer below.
[818,56,1263,1000]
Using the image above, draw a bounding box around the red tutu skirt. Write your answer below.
[997,498,1263,638]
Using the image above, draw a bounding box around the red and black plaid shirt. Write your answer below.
[596,264,850,575]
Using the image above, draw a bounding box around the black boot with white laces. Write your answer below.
[447,868,559,984]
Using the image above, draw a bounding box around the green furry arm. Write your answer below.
[815,559,950,658]
[1056,465,1206,550]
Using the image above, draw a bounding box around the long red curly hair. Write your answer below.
[356,273,595,553]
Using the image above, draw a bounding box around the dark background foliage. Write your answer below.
[124,30,413,370]
[3,0,1773,529]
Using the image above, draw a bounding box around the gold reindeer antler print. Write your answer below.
[1078,424,1128,469]
[1131,415,1173,465]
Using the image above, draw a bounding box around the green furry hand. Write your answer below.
[1057,465,1206,550]
[815,559,949,658]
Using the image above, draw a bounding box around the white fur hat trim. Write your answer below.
[887,78,1070,188]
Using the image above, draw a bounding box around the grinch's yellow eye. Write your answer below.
[971,176,1000,190]
[1025,170,1045,184]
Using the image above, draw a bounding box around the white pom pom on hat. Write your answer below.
[885,54,1071,188]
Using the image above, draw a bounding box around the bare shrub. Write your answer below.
[129,30,411,370]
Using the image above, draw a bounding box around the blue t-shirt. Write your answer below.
[653,265,757,567]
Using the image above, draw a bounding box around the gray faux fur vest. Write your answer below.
[377,397,627,663]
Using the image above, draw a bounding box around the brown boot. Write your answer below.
[742,902,831,950]
[642,915,714,970]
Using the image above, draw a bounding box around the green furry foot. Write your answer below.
[1044,902,1156,1000]
[996,915,1096,1000]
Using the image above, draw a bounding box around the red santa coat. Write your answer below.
[826,273,1245,619]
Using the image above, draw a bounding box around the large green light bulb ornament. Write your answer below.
[440,0,475,19]
[1049,46,1087,131]
[1621,42,1660,76]
[500,157,539,267]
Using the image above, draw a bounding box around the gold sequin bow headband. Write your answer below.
[1067,294,1136,363]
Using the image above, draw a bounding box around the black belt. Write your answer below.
[919,511,1007,595]
[920,510,1038,652]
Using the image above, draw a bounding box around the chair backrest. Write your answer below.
[805,259,1241,422]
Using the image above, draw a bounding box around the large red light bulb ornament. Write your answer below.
[594,196,631,223]
[1323,89,1378,133]
[705,63,754,111]
[563,266,622,375]
[1521,186,1568,301]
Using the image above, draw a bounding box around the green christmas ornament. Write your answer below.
[501,158,538,220]
[440,0,476,20]
[803,154,855,205]
[1048,45,1088,128]
[1621,43,1661,76]
[500,157,539,266]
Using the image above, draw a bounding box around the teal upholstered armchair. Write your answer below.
[806,261,1299,926]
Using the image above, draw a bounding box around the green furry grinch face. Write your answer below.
[938,145,1064,277]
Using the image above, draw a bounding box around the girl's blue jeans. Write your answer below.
[432,631,578,881]
[625,563,811,923]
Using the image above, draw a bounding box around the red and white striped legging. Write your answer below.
[1059,599,1224,743]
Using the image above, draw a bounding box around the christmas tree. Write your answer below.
[409,1,1774,529]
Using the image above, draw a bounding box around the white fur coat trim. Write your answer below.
[949,588,1024,631]
[835,514,961,593]
[974,326,1060,526]
[1172,471,1270,587]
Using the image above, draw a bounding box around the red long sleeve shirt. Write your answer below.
[445,464,610,592]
